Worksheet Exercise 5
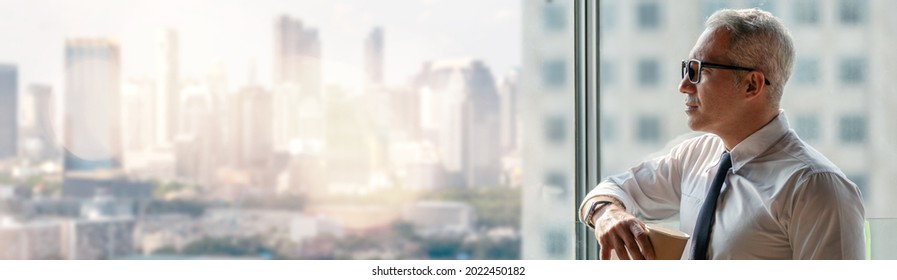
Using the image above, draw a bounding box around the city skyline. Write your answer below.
[0,0,521,95]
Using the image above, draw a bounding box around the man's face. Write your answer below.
[679,28,744,134]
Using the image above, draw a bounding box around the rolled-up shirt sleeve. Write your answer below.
[787,171,866,259]
[578,137,698,224]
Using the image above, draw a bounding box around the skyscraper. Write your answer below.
[157,29,180,145]
[0,64,17,159]
[121,80,155,153]
[177,84,214,184]
[273,83,301,152]
[417,59,501,189]
[64,38,122,171]
[364,27,384,86]
[26,84,57,160]
[498,69,520,154]
[324,87,372,192]
[235,86,273,167]
[274,15,321,97]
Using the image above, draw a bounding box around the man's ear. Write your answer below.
[743,71,765,99]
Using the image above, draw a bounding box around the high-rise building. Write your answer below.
[27,84,57,160]
[521,0,575,259]
[176,84,215,185]
[498,69,520,154]
[157,29,180,146]
[204,60,237,168]
[274,15,321,98]
[122,80,155,153]
[364,27,384,86]
[273,83,301,152]
[323,86,372,192]
[0,64,17,159]
[235,86,273,167]
[417,59,501,189]
[63,39,122,172]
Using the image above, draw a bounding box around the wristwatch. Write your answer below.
[585,200,615,229]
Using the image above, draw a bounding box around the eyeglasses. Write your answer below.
[681,59,771,85]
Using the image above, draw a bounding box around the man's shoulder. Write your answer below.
[776,133,842,173]
[765,132,850,185]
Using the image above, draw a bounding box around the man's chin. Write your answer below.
[686,118,705,132]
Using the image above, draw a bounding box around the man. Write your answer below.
[579,8,865,260]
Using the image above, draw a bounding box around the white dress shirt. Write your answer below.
[580,111,866,259]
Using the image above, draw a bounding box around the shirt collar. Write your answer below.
[727,110,791,172]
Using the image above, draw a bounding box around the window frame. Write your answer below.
[574,0,599,260]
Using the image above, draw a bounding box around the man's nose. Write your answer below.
[679,77,695,95]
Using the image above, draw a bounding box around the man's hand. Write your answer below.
[591,205,655,260]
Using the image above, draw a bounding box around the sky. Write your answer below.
[0,0,521,94]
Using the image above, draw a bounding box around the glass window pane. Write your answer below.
[543,171,568,199]
[840,56,867,85]
[839,114,867,144]
[545,115,567,144]
[601,116,617,143]
[847,173,869,202]
[794,0,820,25]
[637,115,662,144]
[542,59,567,88]
[794,57,820,85]
[522,0,575,260]
[839,0,868,25]
[543,4,567,32]
[600,60,615,86]
[795,115,821,142]
[637,58,660,87]
[3,0,578,260]
[601,2,617,31]
[637,1,661,30]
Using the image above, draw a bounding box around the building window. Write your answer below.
[636,1,661,30]
[637,58,659,87]
[543,171,568,198]
[600,60,614,86]
[544,229,568,257]
[545,115,566,144]
[839,57,867,85]
[702,0,731,22]
[839,0,868,25]
[847,173,869,202]
[601,116,616,143]
[542,59,567,88]
[543,4,566,32]
[794,0,820,25]
[637,115,661,144]
[839,115,867,144]
[795,115,820,142]
[793,57,820,85]
[600,2,616,31]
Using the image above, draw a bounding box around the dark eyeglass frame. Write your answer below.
[681,59,771,85]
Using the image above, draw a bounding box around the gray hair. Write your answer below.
[706,8,794,109]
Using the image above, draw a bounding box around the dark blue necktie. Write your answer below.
[691,151,732,260]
